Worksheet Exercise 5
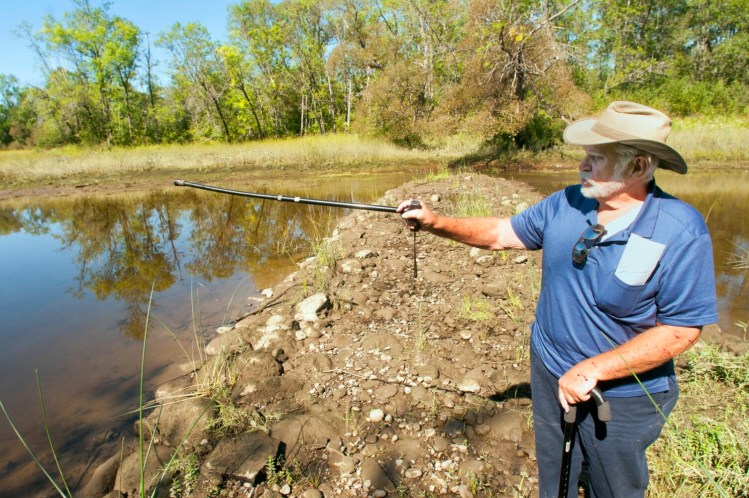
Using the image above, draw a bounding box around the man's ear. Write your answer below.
[632,156,649,178]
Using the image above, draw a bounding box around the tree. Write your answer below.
[42,0,141,145]
[158,23,233,141]
[0,75,22,146]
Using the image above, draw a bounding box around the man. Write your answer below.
[397,101,718,497]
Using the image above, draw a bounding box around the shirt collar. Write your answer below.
[630,180,660,238]
[593,180,660,243]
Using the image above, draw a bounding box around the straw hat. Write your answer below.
[563,101,687,174]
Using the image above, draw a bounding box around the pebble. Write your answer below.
[368,408,385,423]
[405,468,423,479]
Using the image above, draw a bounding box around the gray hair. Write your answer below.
[614,144,659,182]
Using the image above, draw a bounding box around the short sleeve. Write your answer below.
[510,189,566,250]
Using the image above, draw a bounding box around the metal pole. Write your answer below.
[174,180,398,213]
[557,387,610,498]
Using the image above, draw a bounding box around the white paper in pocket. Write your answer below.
[615,234,666,286]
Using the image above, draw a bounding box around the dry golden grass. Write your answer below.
[0,134,444,186]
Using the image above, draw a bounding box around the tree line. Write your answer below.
[1,0,746,150]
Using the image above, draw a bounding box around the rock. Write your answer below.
[354,249,379,259]
[480,282,508,297]
[78,454,120,498]
[476,255,494,267]
[294,293,331,323]
[143,397,216,449]
[457,378,481,393]
[271,414,343,461]
[216,324,235,334]
[404,467,423,479]
[205,328,245,356]
[513,255,529,264]
[432,436,450,453]
[514,202,529,214]
[361,334,404,357]
[487,411,526,442]
[203,432,282,484]
[360,458,396,494]
[422,270,453,283]
[374,307,397,321]
[374,384,398,400]
[301,489,324,498]
[114,445,174,496]
[368,408,385,423]
[231,351,283,398]
[331,454,357,474]
[339,258,362,273]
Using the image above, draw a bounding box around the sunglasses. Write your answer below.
[572,224,607,265]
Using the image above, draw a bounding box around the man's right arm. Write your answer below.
[397,200,527,251]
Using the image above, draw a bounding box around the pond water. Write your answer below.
[0,167,746,496]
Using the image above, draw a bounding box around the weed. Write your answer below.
[449,192,492,218]
[727,242,748,270]
[735,320,747,340]
[166,452,199,497]
[422,166,452,182]
[459,295,494,322]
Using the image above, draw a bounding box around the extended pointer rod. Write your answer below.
[174,180,398,213]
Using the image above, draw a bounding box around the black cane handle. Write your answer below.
[563,387,610,423]
[403,199,422,231]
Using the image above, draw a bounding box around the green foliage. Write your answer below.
[2,0,747,150]
[648,344,749,497]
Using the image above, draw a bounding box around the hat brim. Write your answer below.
[564,118,688,174]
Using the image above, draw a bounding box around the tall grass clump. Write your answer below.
[648,343,749,497]
[449,192,493,218]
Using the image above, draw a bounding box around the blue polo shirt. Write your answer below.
[510,181,718,397]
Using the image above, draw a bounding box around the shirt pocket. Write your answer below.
[594,272,647,318]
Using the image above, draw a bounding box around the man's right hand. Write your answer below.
[397,199,436,232]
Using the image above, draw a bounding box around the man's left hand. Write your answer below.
[558,362,599,412]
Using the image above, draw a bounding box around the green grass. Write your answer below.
[449,192,493,218]
[459,295,495,322]
[648,344,749,497]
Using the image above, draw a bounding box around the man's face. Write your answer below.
[579,144,628,200]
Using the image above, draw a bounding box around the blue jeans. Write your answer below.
[531,350,678,498]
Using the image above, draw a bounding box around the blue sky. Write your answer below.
[0,0,236,86]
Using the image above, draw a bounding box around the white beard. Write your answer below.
[580,174,628,200]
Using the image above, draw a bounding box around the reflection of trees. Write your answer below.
[0,205,58,236]
[185,191,339,282]
[57,193,181,338]
[2,188,347,339]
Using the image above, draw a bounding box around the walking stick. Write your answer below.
[558,387,611,498]
[173,180,422,277]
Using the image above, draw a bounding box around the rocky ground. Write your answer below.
[74,174,594,497]
[73,171,746,498]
